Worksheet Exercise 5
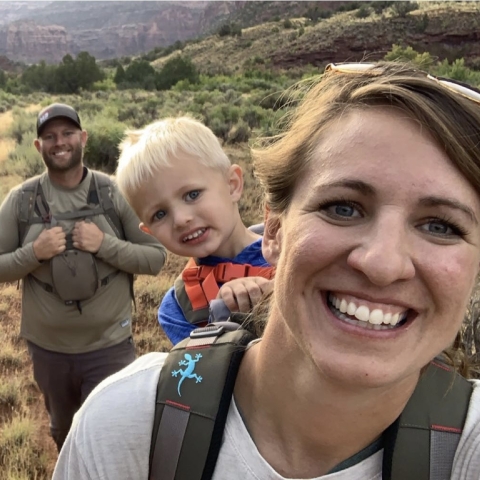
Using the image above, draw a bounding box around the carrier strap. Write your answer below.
[383,360,473,480]
[182,259,274,311]
[149,323,256,480]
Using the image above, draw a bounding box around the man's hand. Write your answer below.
[72,221,104,253]
[217,277,273,313]
[33,227,66,261]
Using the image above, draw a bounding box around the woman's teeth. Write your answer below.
[328,293,408,329]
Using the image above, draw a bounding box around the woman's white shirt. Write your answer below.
[52,353,480,480]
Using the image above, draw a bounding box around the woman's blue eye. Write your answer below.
[154,210,165,220]
[186,190,200,201]
[323,203,359,218]
[426,222,451,235]
[420,221,460,237]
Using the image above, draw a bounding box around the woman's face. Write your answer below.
[263,108,480,389]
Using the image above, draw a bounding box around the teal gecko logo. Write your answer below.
[172,353,203,396]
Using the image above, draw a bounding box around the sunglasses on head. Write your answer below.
[325,62,480,105]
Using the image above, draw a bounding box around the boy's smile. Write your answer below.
[135,153,255,259]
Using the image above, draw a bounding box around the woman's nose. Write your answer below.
[346,214,415,286]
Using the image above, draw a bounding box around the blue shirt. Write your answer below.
[158,238,269,345]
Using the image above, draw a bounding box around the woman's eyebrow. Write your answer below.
[316,179,376,196]
[419,196,478,224]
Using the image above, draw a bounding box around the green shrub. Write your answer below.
[8,110,35,144]
[227,121,251,144]
[155,55,199,91]
[2,132,44,179]
[433,58,480,86]
[384,45,433,68]
[283,19,293,29]
[218,23,242,37]
[83,116,128,173]
[355,5,371,18]
[391,1,418,17]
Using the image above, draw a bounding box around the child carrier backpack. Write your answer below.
[149,320,473,480]
[174,258,274,326]
[18,171,134,312]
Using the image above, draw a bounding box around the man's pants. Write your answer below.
[27,337,136,452]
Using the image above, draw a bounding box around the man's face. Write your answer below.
[34,118,87,173]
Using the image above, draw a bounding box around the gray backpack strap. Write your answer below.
[91,171,124,239]
[149,322,256,480]
[18,175,45,243]
[383,361,473,480]
[90,171,136,308]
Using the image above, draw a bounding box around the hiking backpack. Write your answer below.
[149,320,473,480]
[18,170,134,310]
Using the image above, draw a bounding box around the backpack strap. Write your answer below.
[175,258,275,325]
[18,175,45,243]
[91,171,125,240]
[383,361,473,480]
[149,322,256,480]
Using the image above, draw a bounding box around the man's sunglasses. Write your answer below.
[325,62,480,105]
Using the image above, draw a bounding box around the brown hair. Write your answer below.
[252,61,480,378]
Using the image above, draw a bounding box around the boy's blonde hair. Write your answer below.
[116,116,230,204]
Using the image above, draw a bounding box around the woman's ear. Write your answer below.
[228,164,244,202]
[262,212,282,266]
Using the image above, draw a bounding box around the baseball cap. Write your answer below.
[36,103,82,137]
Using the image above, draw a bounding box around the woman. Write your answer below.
[53,62,480,479]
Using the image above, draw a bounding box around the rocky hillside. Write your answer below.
[0,1,340,64]
[152,2,480,74]
[0,1,242,64]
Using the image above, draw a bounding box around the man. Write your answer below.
[0,103,166,452]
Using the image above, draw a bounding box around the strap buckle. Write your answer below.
[189,321,240,339]
[214,263,248,283]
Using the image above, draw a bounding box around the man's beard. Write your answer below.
[42,143,83,172]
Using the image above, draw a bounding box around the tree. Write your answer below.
[113,64,126,84]
[155,55,199,91]
[75,51,104,90]
[124,60,156,89]
[54,54,79,93]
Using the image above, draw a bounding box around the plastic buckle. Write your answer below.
[182,266,203,281]
[189,321,240,339]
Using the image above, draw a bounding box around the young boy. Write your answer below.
[116,117,273,345]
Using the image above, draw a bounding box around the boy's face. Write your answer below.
[135,154,244,258]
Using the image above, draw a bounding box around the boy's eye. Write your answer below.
[154,210,166,221]
[186,190,201,201]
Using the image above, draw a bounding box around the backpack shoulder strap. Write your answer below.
[91,171,125,240]
[383,361,473,480]
[174,258,211,325]
[18,175,48,243]
[149,322,256,480]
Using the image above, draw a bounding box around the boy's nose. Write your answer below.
[173,209,193,229]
